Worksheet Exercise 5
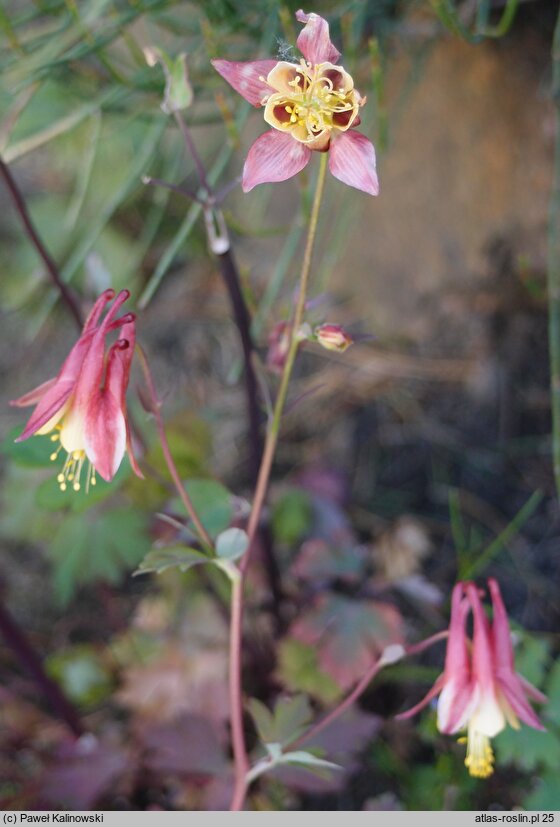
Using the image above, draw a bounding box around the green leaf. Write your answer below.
[271,489,313,545]
[278,750,342,775]
[182,479,233,539]
[35,460,130,513]
[524,770,560,810]
[216,527,248,560]
[248,699,275,745]
[290,593,404,690]
[1,427,52,468]
[46,645,112,708]
[276,639,342,705]
[49,507,150,606]
[513,635,551,689]
[495,725,560,773]
[543,657,560,728]
[134,546,209,576]
[248,695,313,747]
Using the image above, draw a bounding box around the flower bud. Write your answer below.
[314,323,353,353]
[266,321,290,375]
[144,47,193,114]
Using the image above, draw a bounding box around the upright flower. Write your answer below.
[212,10,379,195]
[11,289,142,491]
[314,323,354,352]
[397,580,546,779]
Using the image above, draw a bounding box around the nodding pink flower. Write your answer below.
[397,580,546,779]
[212,10,379,196]
[11,289,143,491]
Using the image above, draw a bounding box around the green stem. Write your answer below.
[241,151,329,567]
[549,9,560,500]
[228,153,328,812]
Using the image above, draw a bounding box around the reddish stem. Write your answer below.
[137,346,213,550]
[0,598,83,737]
[0,157,83,329]
[229,574,250,811]
[289,657,385,751]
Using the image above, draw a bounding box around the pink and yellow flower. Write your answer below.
[397,580,546,778]
[11,289,142,491]
[314,323,353,352]
[212,10,379,195]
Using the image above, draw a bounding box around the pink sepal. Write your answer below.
[518,674,548,705]
[438,680,477,734]
[488,578,546,730]
[84,384,126,481]
[328,131,379,196]
[11,377,57,408]
[497,674,546,731]
[107,321,144,480]
[295,10,341,65]
[211,59,278,106]
[242,130,311,191]
[13,290,117,440]
[82,331,131,482]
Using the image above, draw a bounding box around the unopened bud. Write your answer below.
[378,643,406,667]
[144,47,193,114]
[314,323,353,353]
[266,321,290,375]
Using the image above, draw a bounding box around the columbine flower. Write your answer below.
[11,289,142,491]
[314,323,353,352]
[461,579,546,778]
[212,10,379,195]
[397,580,546,779]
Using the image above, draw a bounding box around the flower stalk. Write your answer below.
[0,157,83,329]
[229,151,328,811]
[136,345,213,551]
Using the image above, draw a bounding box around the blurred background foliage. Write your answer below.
[0,0,559,812]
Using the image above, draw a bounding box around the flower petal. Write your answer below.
[84,388,127,482]
[81,288,115,333]
[438,679,479,734]
[295,10,341,65]
[105,324,144,480]
[242,130,311,192]
[328,131,379,196]
[211,59,278,106]
[487,578,517,672]
[466,582,496,694]
[71,290,131,413]
[469,686,506,738]
[496,673,546,731]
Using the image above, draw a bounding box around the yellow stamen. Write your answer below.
[463,729,495,779]
[49,443,93,494]
[264,60,360,145]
